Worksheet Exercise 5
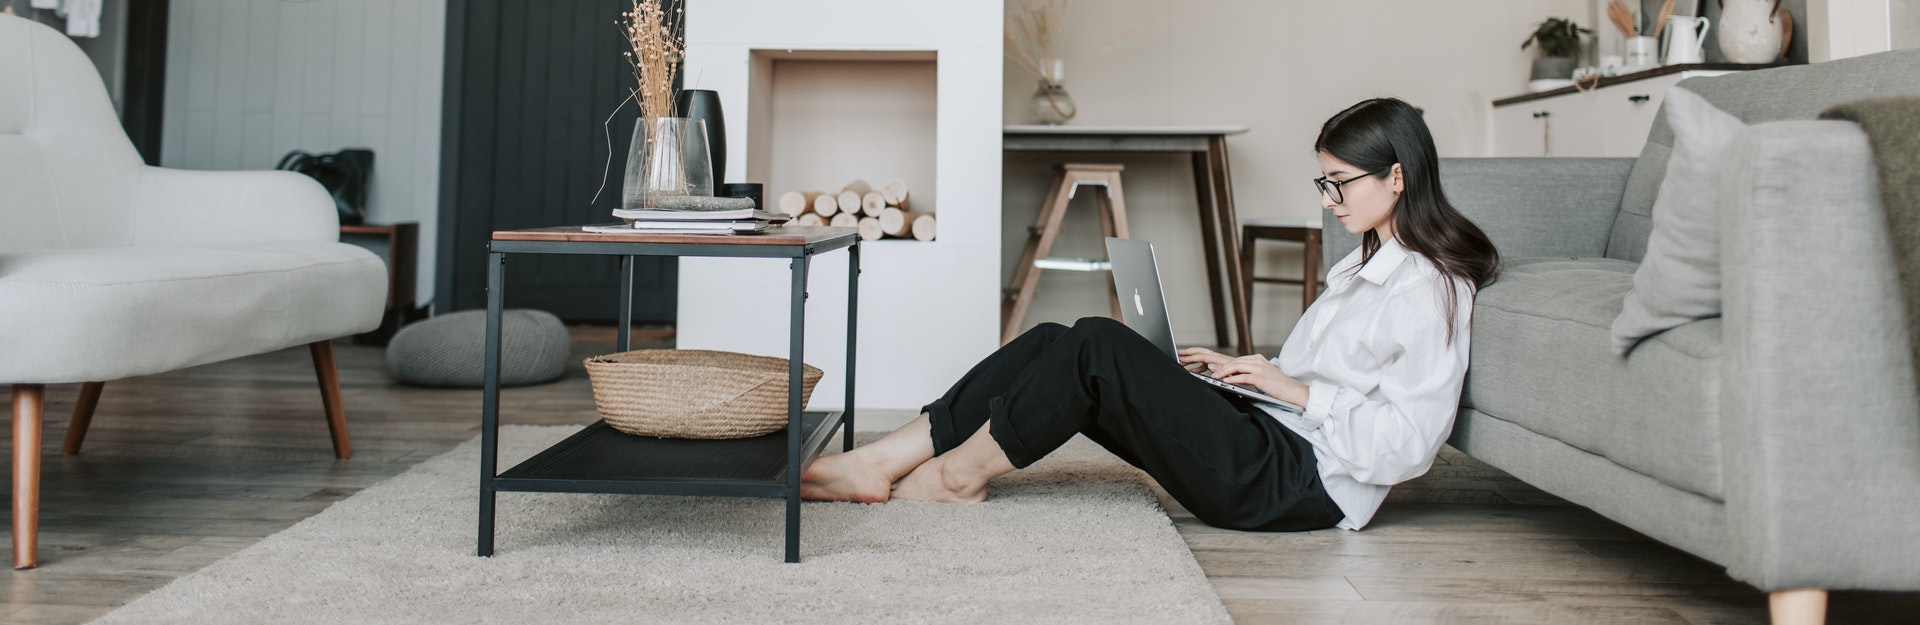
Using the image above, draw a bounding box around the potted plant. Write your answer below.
[1522,17,1591,81]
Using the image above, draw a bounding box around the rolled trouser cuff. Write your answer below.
[987,394,1053,469]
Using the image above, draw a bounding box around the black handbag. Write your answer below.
[276,148,374,225]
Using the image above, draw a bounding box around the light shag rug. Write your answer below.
[91,426,1231,624]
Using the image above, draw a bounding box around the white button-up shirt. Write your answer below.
[1260,236,1474,530]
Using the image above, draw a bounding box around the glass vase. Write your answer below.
[1030,81,1078,125]
[621,116,714,209]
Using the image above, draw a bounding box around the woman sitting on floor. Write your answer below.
[803,97,1501,532]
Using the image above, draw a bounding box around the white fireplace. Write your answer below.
[679,1,1003,410]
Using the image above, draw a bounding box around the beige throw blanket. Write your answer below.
[1820,98,1920,391]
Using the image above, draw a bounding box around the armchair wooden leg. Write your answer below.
[12,384,45,569]
[308,341,352,460]
[62,381,104,455]
[1770,588,1827,625]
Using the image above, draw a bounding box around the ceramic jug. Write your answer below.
[1718,0,1786,63]
[1664,15,1711,64]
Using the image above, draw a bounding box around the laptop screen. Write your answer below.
[1104,237,1180,359]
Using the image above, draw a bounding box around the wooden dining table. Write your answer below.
[1003,124,1257,354]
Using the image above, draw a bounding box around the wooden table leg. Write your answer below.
[1189,152,1231,349]
[1239,227,1258,344]
[1209,136,1255,356]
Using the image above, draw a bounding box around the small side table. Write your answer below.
[1240,220,1323,341]
[339,222,420,344]
[479,225,860,564]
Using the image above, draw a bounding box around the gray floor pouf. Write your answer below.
[386,309,571,387]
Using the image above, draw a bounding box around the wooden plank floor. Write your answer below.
[4,330,1917,623]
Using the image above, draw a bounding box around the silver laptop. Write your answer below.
[1105,237,1305,413]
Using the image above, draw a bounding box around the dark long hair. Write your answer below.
[1314,98,1500,344]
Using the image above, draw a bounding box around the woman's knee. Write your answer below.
[1070,315,1128,336]
[1060,316,1154,360]
[1066,316,1154,354]
[1028,322,1071,342]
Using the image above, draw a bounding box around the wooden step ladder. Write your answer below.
[1002,163,1130,344]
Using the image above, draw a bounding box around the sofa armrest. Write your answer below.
[127,166,339,247]
[1321,158,1634,271]
[1719,120,1920,591]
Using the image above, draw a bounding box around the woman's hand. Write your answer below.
[1176,347,1232,373]
[1177,348,1310,407]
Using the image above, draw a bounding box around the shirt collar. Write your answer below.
[1356,236,1411,285]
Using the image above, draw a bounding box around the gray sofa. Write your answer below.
[1322,49,1920,614]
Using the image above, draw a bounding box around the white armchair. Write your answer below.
[0,14,386,568]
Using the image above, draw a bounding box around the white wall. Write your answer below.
[1808,0,1907,61]
[1902,0,1920,49]
[160,0,445,307]
[1001,0,1589,349]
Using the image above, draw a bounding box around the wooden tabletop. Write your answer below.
[1004,124,1249,136]
[492,225,859,246]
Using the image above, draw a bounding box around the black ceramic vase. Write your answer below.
[721,183,763,212]
[674,90,726,186]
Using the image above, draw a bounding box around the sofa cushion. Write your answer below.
[1608,49,1920,262]
[0,243,387,384]
[1611,87,1747,355]
[1463,257,1723,500]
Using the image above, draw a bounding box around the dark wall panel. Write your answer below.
[440,0,678,323]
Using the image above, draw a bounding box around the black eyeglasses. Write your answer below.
[1313,166,1389,204]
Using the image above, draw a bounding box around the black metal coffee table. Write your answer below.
[478,225,859,563]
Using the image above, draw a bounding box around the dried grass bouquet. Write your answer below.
[622,0,683,121]
[1005,0,1068,87]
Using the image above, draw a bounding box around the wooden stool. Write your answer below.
[1003,163,1130,344]
[1239,219,1323,341]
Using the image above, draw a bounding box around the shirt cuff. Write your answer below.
[1302,380,1340,429]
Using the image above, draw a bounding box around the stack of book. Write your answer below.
[583,207,790,235]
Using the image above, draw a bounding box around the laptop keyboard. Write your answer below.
[1193,370,1265,396]
[1189,370,1302,412]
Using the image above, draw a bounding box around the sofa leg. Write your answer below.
[309,341,352,460]
[62,381,104,455]
[12,384,44,569]
[1770,588,1827,625]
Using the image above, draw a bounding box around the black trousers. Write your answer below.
[921,316,1342,532]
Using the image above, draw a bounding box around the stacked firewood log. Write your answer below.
[776,179,934,242]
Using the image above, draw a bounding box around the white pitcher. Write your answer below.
[1718,0,1785,63]
[1664,15,1711,64]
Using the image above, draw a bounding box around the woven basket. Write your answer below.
[584,349,824,439]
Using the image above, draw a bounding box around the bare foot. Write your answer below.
[801,452,891,503]
[890,458,988,503]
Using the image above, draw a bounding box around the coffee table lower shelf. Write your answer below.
[492,411,846,499]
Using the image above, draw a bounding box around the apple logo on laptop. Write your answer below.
[1133,288,1145,316]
